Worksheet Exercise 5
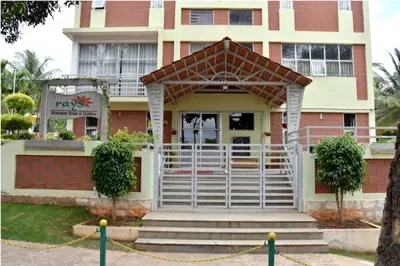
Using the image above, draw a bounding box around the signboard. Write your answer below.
[46,92,102,119]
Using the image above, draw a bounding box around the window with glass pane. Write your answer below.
[229,113,254,130]
[239,43,253,50]
[338,0,351,11]
[190,10,214,25]
[78,43,157,96]
[281,43,353,77]
[86,117,98,137]
[229,10,252,25]
[92,0,105,9]
[344,113,356,135]
[189,42,213,54]
[280,0,293,9]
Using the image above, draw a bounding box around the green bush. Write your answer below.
[1,134,17,140]
[92,141,136,222]
[4,93,35,114]
[1,114,32,133]
[314,135,366,221]
[113,127,153,150]
[17,132,33,140]
[58,130,75,140]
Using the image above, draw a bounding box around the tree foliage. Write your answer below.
[374,48,400,126]
[314,135,366,221]
[58,130,75,140]
[1,1,78,44]
[1,114,33,133]
[4,93,35,114]
[92,141,136,222]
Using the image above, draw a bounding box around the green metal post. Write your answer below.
[100,219,107,266]
[268,232,276,266]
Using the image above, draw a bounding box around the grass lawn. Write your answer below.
[329,249,376,262]
[1,203,103,249]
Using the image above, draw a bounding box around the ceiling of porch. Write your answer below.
[140,37,312,106]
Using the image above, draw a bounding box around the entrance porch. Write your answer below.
[140,38,312,211]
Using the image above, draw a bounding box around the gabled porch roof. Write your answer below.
[141,37,312,106]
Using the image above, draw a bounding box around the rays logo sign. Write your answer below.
[46,92,102,119]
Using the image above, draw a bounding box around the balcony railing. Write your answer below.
[338,0,351,11]
[280,0,293,10]
[60,74,147,97]
[288,126,398,152]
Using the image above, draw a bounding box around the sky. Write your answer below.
[1,0,400,75]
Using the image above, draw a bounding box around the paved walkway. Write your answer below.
[1,242,374,266]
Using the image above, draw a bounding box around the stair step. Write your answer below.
[139,227,323,240]
[135,238,329,254]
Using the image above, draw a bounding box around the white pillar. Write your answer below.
[147,84,164,211]
[286,85,305,143]
[39,84,49,138]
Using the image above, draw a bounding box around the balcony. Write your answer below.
[60,74,147,97]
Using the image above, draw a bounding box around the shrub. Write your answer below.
[314,135,366,221]
[1,134,17,140]
[1,114,32,133]
[92,141,136,222]
[17,132,33,140]
[58,130,75,140]
[4,93,35,114]
[113,127,153,150]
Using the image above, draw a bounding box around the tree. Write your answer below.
[314,135,366,221]
[376,124,400,265]
[13,50,59,103]
[91,141,136,222]
[374,48,400,126]
[4,93,35,114]
[1,1,78,44]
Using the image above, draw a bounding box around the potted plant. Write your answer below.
[264,131,271,137]
[171,129,177,135]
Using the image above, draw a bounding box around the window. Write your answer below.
[239,43,253,50]
[229,113,254,130]
[86,117,98,137]
[78,43,158,96]
[282,44,353,77]
[189,42,213,54]
[229,10,252,25]
[151,0,163,8]
[232,137,251,156]
[344,113,356,135]
[180,113,220,144]
[92,0,105,9]
[280,0,293,10]
[338,0,351,11]
[190,10,214,25]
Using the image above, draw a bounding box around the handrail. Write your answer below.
[287,126,398,151]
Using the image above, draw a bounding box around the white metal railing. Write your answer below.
[151,0,163,8]
[60,74,147,97]
[288,126,398,152]
[159,143,299,209]
[280,0,293,10]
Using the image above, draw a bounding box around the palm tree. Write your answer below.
[373,48,400,126]
[13,49,59,103]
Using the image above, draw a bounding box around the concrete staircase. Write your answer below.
[135,212,329,253]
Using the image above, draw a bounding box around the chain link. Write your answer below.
[1,231,97,250]
[279,252,311,266]
[110,239,264,263]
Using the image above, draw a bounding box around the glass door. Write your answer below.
[180,113,220,145]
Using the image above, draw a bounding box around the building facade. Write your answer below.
[63,0,374,144]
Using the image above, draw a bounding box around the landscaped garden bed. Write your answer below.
[318,219,381,253]
[73,217,141,242]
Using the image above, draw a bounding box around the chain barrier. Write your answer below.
[110,238,265,263]
[1,231,97,250]
[277,251,312,266]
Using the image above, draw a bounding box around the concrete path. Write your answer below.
[1,242,374,266]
